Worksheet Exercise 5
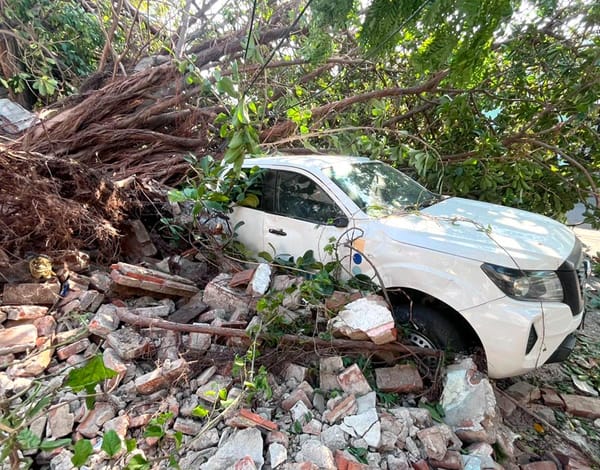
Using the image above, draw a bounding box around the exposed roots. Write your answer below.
[0,148,130,261]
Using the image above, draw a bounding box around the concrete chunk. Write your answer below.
[107,327,154,360]
[330,297,396,344]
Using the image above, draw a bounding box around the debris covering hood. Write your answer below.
[379,197,577,270]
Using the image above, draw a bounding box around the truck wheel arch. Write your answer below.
[387,287,485,361]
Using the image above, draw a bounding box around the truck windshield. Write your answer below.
[323,161,439,216]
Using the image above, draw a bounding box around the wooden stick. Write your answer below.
[116,308,442,357]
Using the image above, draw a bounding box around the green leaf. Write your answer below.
[173,431,183,449]
[27,395,52,418]
[168,189,187,202]
[192,406,209,418]
[66,355,117,394]
[71,439,93,467]
[17,428,41,450]
[143,424,165,439]
[101,429,122,457]
[217,77,236,97]
[125,454,151,470]
[125,438,137,452]
[39,438,71,450]
[237,194,259,208]
[168,454,181,469]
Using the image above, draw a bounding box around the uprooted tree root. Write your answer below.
[0,149,131,261]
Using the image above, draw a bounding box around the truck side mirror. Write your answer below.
[332,216,349,228]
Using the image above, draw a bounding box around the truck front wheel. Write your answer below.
[392,304,471,355]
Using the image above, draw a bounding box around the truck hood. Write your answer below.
[377,197,577,270]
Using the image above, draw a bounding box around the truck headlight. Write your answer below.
[481,263,564,302]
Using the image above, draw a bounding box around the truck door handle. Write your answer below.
[269,228,287,236]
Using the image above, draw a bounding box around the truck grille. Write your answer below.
[557,239,586,316]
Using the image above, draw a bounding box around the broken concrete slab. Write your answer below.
[329,297,396,344]
[249,263,271,295]
[203,273,254,314]
[110,262,199,298]
[106,327,154,360]
[295,439,336,469]
[201,427,264,470]
[47,403,74,439]
[440,358,496,436]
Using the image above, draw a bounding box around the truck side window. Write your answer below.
[276,171,344,224]
[240,168,275,212]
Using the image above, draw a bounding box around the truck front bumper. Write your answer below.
[462,297,583,378]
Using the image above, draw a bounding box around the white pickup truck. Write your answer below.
[230,155,590,378]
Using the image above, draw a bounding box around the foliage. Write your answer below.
[0,0,104,104]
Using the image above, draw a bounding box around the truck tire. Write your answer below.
[392,304,470,354]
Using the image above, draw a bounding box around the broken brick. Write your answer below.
[135,358,189,395]
[375,364,423,393]
[56,338,91,361]
[0,324,38,355]
[323,395,358,424]
[111,262,199,297]
[229,268,256,288]
[238,408,278,431]
[337,364,372,396]
[2,282,61,305]
[89,304,120,337]
[0,305,48,321]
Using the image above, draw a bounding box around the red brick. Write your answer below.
[335,449,369,470]
[1,305,48,320]
[521,462,558,470]
[2,283,61,305]
[325,291,362,312]
[234,456,257,470]
[337,364,372,396]
[33,315,57,337]
[541,388,565,408]
[375,364,423,393]
[0,324,37,354]
[237,409,278,431]
[429,450,463,470]
[323,394,358,424]
[57,338,91,361]
[134,358,189,394]
[412,459,431,470]
[229,269,256,288]
[563,395,600,419]
[281,389,312,411]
